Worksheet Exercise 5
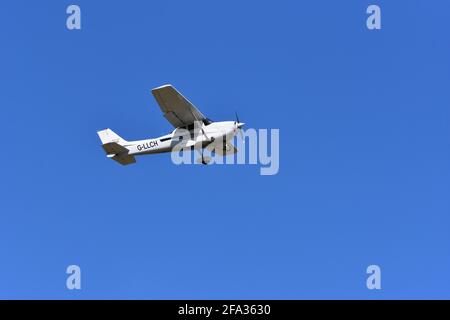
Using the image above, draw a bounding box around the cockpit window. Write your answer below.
[179,118,213,130]
[203,118,213,125]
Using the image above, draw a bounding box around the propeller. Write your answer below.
[234,111,245,142]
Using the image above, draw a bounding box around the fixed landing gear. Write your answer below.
[196,147,212,165]
[195,137,215,165]
[196,152,211,165]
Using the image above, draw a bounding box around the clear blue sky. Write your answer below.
[1,1,449,299]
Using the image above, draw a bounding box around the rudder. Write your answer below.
[97,128,127,145]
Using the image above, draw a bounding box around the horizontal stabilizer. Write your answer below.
[111,153,136,165]
[102,142,129,155]
[99,139,136,166]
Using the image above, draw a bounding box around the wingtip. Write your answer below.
[152,84,173,91]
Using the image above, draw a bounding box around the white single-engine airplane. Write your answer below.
[97,84,245,165]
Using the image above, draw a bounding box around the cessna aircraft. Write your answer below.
[97,84,245,165]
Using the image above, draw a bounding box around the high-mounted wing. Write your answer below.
[151,84,207,128]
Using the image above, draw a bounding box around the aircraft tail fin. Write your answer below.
[97,128,127,145]
[97,129,136,166]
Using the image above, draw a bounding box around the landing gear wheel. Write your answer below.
[196,149,212,165]
[196,156,211,165]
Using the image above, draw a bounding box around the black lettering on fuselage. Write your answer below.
[137,140,158,151]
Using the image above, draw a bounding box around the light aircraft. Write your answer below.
[97,84,245,165]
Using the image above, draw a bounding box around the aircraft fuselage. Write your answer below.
[124,121,240,156]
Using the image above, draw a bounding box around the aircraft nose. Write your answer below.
[237,122,245,128]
